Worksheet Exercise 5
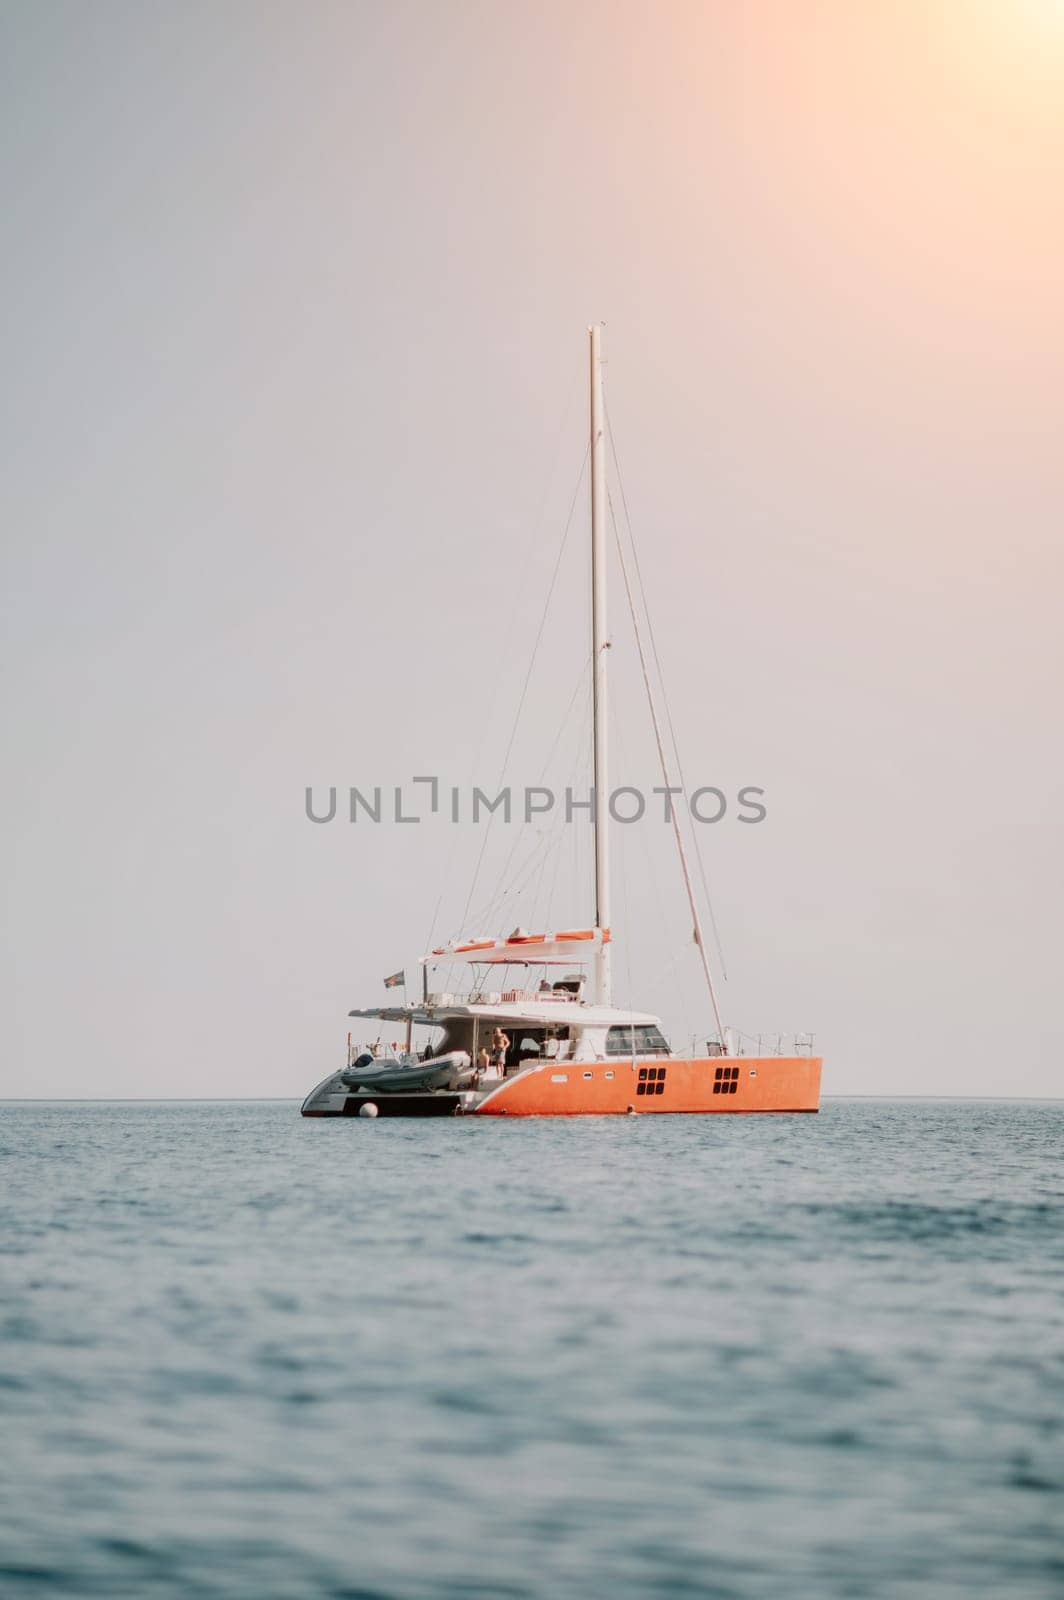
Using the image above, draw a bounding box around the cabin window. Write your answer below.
[713,1064,741,1096]
[550,1073,568,1084]
[636,1065,667,1096]
[604,1070,614,1080]
[605,1025,671,1057]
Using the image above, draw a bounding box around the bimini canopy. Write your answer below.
[423,927,610,966]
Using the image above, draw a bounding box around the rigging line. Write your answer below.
[458,441,591,933]
[433,355,585,950]
[463,739,578,931]
[462,652,586,933]
[608,489,728,1048]
[611,704,692,1051]
[485,660,595,944]
[467,658,588,933]
[422,893,444,971]
[534,651,594,783]
[609,719,633,1031]
[477,647,594,932]
[512,825,562,929]
[605,395,728,981]
[615,816,636,1067]
[527,823,564,929]
[603,393,729,981]
[433,711,502,953]
[543,805,565,928]
[464,825,557,934]
[540,677,592,931]
[494,832,567,930]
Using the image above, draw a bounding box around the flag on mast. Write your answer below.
[383,970,405,989]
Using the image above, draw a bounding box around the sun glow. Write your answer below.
[931,0,1064,127]
[974,0,1064,44]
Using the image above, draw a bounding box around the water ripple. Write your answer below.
[1,1098,1061,1598]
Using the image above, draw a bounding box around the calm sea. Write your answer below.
[1,1099,1061,1599]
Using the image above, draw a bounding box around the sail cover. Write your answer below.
[423,927,610,966]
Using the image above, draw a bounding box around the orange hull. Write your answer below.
[475,1056,821,1115]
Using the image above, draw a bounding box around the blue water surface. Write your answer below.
[1,1099,1061,1599]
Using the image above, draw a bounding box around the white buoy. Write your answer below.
[358,1102,379,1119]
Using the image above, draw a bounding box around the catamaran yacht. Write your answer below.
[302,328,822,1118]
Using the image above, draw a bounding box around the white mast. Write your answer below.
[590,323,612,1005]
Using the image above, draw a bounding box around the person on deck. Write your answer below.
[491,1028,510,1073]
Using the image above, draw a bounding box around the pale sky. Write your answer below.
[2,0,1062,1099]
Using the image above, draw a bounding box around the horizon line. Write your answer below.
[1,1094,1061,1105]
